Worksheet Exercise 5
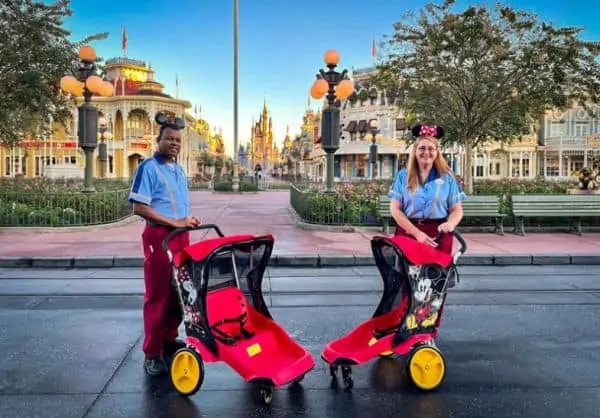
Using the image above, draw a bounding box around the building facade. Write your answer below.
[0,57,203,179]
[303,67,600,182]
[538,106,600,178]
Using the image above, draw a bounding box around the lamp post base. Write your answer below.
[82,148,96,193]
[325,150,336,193]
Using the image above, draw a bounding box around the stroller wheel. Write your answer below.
[407,345,446,391]
[341,366,354,390]
[260,385,274,405]
[170,348,205,397]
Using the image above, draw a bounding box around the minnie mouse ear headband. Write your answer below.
[411,124,444,139]
[156,112,185,130]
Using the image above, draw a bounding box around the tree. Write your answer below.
[0,0,107,144]
[372,0,600,192]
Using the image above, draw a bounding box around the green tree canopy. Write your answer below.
[0,0,107,144]
[373,0,600,191]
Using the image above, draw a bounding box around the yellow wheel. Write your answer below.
[170,347,205,396]
[407,345,446,391]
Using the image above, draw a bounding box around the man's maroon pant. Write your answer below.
[141,224,189,358]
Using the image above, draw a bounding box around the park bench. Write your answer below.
[378,194,505,234]
[511,194,600,235]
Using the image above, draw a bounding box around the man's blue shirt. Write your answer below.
[128,152,190,219]
[387,168,467,219]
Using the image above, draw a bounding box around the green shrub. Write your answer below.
[0,177,131,227]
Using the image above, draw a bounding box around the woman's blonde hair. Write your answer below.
[406,135,451,192]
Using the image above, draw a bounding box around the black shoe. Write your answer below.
[163,339,186,359]
[144,357,167,376]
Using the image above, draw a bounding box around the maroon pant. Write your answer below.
[394,222,453,254]
[141,225,190,358]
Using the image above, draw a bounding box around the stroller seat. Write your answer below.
[207,287,256,344]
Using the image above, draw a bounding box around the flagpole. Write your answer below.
[122,26,127,58]
[232,0,240,192]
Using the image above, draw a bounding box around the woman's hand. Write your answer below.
[437,222,454,233]
[414,230,438,247]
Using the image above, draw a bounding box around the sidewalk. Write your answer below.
[1,191,599,267]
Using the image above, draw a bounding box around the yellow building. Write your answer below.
[0,56,200,179]
[247,99,280,171]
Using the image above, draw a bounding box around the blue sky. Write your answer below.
[63,0,599,156]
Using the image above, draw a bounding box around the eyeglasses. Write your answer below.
[417,146,437,153]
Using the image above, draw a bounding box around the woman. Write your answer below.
[388,124,466,254]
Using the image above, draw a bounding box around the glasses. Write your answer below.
[417,146,437,153]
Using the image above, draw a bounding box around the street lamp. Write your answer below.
[97,116,113,178]
[59,45,114,192]
[364,119,383,179]
[309,50,354,192]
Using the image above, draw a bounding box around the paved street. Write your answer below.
[1,191,599,259]
[1,265,599,417]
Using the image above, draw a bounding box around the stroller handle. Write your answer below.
[434,230,468,258]
[161,224,225,252]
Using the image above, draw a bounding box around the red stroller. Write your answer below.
[162,224,315,404]
[321,231,467,391]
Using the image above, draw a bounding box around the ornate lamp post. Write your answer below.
[309,50,354,192]
[364,119,383,179]
[97,116,113,178]
[59,45,114,192]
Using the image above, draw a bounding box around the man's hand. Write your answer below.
[173,216,201,228]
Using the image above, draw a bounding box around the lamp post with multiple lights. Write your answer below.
[59,45,114,192]
[309,50,355,192]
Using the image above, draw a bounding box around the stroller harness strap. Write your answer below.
[210,312,254,344]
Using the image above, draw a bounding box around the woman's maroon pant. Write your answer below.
[141,225,189,358]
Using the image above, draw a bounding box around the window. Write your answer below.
[511,157,521,177]
[474,154,484,177]
[550,121,565,137]
[574,122,589,137]
[522,152,530,177]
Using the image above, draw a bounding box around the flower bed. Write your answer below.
[0,177,132,227]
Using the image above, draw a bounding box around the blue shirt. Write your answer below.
[387,168,466,219]
[128,152,190,219]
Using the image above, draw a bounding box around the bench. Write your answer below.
[377,194,505,234]
[462,195,506,235]
[511,194,600,235]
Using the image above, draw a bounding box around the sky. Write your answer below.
[62,0,600,156]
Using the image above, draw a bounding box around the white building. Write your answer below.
[539,106,600,178]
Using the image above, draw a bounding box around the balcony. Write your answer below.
[541,136,587,149]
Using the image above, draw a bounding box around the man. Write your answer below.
[128,114,200,376]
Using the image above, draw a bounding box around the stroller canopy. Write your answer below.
[378,235,454,268]
[173,234,272,266]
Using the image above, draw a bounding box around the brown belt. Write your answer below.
[409,218,447,225]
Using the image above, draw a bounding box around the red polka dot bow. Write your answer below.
[419,125,437,137]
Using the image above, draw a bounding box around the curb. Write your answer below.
[0,253,599,269]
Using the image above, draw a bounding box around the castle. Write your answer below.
[245,99,281,171]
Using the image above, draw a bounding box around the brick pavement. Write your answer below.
[0,191,599,258]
